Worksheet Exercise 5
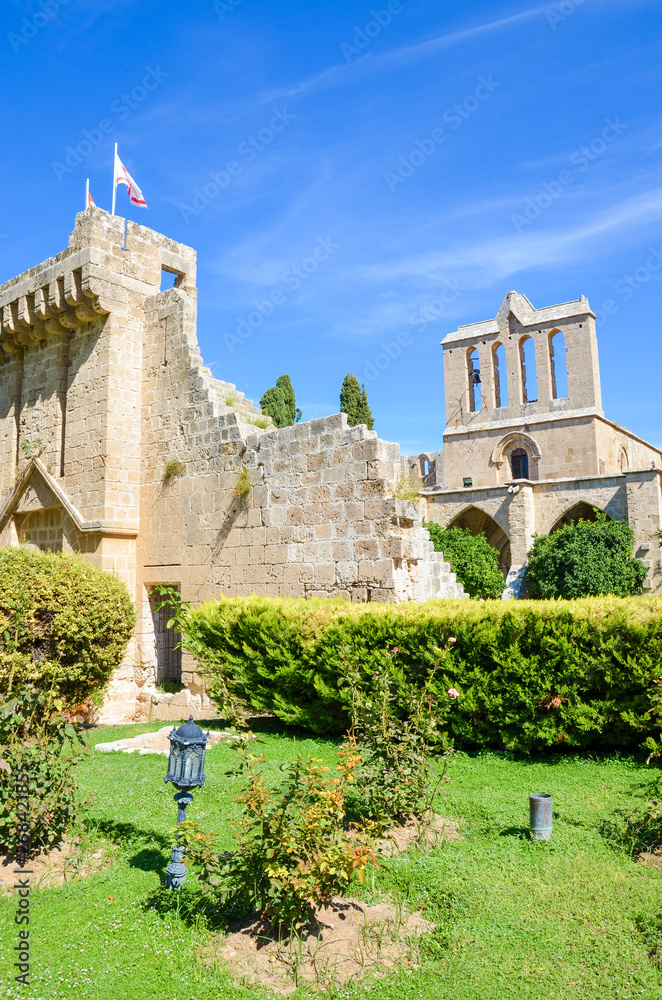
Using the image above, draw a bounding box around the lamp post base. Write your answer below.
[165,846,187,889]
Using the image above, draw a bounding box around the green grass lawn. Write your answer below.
[1,718,661,1000]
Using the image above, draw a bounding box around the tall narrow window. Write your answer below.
[150,589,182,687]
[619,448,629,472]
[519,337,538,403]
[493,342,508,408]
[467,348,481,412]
[511,448,529,479]
[549,331,568,399]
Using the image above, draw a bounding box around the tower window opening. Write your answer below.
[511,448,529,480]
[467,348,482,412]
[549,331,568,399]
[519,337,538,403]
[493,342,508,407]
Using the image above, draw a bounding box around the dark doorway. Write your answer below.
[150,590,182,686]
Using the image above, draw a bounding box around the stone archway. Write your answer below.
[447,505,511,577]
[548,501,610,534]
[490,431,542,482]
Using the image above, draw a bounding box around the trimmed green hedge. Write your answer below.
[0,546,135,706]
[184,595,662,753]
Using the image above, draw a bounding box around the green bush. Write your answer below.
[340,642,455,828]
[181,595,662,753]
[527,512,647,599]
[424,522,505,598]
[0,685,86,853]
[177,731,375,929]
[0,546,135,707]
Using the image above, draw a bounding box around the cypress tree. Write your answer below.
[340,374,362,426]
[275,375,301,424]
[357,383,374,430]
[260,375,301,428]
[340,374,374,429]
[259,385,289,428]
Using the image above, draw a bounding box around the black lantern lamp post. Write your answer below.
[164,714,210,889]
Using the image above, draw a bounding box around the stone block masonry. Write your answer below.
[0,209,465,724]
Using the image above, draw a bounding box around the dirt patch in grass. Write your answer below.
[200,896,434,994]
[638,845,662,871]
[0,839,107,891]
[371,812,460,856]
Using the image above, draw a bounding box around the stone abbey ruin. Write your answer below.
[0,210,660,721]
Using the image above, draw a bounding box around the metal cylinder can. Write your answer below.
[529,792,553,840]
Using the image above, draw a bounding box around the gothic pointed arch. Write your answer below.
[547,502,613,535]
[446,504,511,575]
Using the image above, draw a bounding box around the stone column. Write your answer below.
[625,469,662,593]
[503,484,535,598]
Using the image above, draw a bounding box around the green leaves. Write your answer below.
[181,594,662,754]
[179,733,375,929]
[0,684,87,852]
[0,546,134,705]
[527,512,647,599]
[340,373,374,429]
[259,374,301,428]
[424,522,505,599]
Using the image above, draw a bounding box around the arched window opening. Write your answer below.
[549,331,568,399]
[420,457,430,478]
[510,448,529,480]
[493,342,508,408]
[619,448,629,473]
[467,348,481,412]
[519,336,538,403]
[447,505,510,578]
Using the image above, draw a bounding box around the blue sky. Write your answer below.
[1,0,661,455]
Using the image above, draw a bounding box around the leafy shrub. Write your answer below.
[341,643,455,829]
[0,686,86,853]
[180,595,662,753]
[527,512,647,599]
[424,522,504,599]
[178,731,376,929]
[0,547,135,707]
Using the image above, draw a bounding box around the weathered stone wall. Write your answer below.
[0,210,465,724]
[425,471,662,594]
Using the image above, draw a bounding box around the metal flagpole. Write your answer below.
[111,143,118,215]
[85,178,89,210]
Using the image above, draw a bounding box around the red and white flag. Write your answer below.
[112,146,148,210]
[86,179,95,208]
